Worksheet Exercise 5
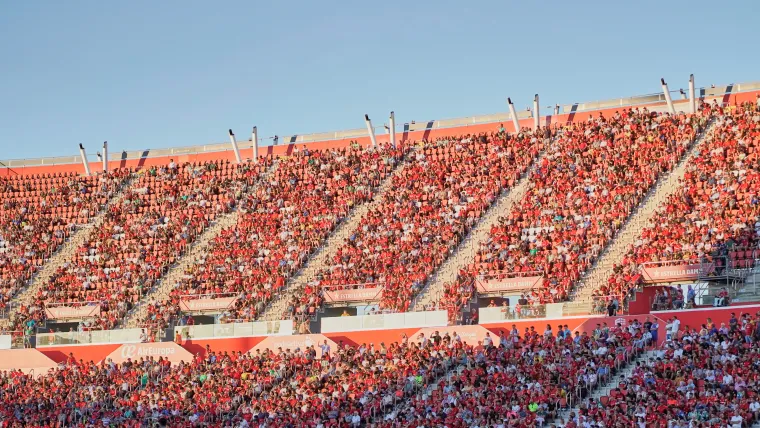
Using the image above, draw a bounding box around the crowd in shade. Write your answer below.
[597,102,760,310]
[293,128,547,320]
[142,143,405,331]
[439,106,710,322]
[0,169,129,324]
[10,159,268,332]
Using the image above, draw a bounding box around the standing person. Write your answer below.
[672,316,681,338]
[607,299,616,316]
[320,340,331,359]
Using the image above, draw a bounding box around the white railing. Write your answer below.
[320,310,448,333]
[36,328,143,347]
[174,319,293,340]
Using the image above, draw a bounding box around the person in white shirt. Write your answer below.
[729,413,743,428]
[350,413,361,426]
[750,401,760,420]
[673,346,684,359]
[483,333,493,347]
[723,373,734,386]
[665,320,674,341]
[320,340,331,357]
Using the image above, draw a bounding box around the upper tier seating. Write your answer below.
[141,143,406,330]
[438,107,709,322]
[599,102,759,307]
[12,160,269,330]
[0,170,128,315]
[283,129,547,321]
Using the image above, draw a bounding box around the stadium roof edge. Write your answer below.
[1,80,758,169]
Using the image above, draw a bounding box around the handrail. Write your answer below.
[477,270,544,280]
[44,300,103,308]
[320,281,384,291]
[177,292,238,300]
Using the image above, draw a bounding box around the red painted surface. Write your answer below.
[38,344,121,364]
[325,328,421,347]
[179,336,266,357]
[628,286,658,315]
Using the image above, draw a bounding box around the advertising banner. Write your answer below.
[45,305,101,320]
[323,287,383,304]
[641,263,715,283]
[179,297,237,312]
[477,276,543,293]
[104,342,194,364]
[0,349,57,374]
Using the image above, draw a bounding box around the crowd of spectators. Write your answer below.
[382,319,652,427]
[294,128,547,320]
[141,143,405,330]
[439,107,709,322]
[0,332,474,427]
[0,318,655,427]
[10,160,266,331]
[598,102,760,309]
[0,170,128,319]
[564,312,760,428]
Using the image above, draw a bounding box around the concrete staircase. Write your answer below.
[728,265,760,303]
[569,119,718,304]
[122,162,280,329]
[410,154,543,312]
[259,151,415,321]
[373,357,460,424]
[0,176,136,329]
[558,349,656,424]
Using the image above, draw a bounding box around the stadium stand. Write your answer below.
[0,321,654,427]
[0,170,129,318]
[286,128,548,322]
[597,102,760,311]
[381,320,652,427]
[140,143,406,330]
[9,160,268,332]
[0,81,759,428]
[436,106,711,322]
[566,313,760,428]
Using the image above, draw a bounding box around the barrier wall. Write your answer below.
[36,328,143,347]
[320,310,448,333]
[174,319,294,340]
[0,349,58,373]
[20,305,756,364]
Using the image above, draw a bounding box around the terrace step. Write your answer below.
[570,119,719,302]
[259,150,414,322]
[410,142,550,312]
[557,349,657,425]
[122,161,280,329]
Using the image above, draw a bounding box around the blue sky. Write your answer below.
[0,0,757,160]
